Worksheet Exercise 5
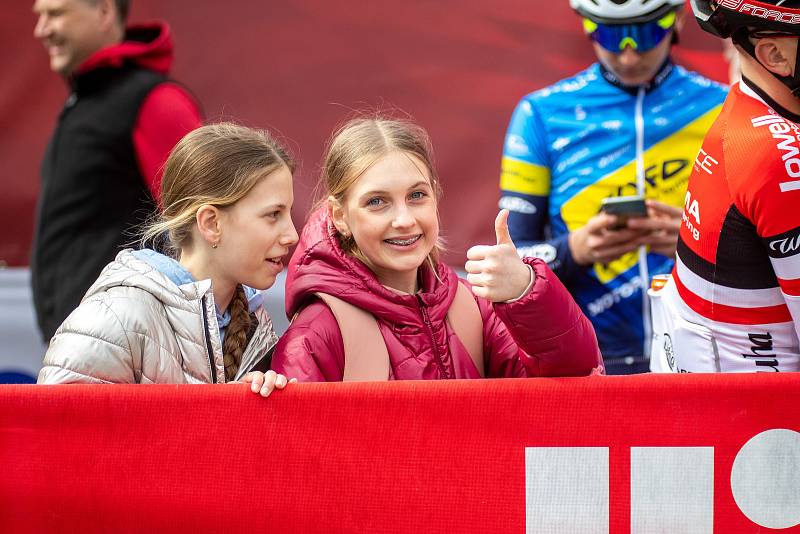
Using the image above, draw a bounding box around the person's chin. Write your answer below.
[387,251,427,272]
[50,57,64,74]
[51,57,74,77]
[248,272,277,291]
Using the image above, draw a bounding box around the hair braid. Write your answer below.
[222,284,251,381]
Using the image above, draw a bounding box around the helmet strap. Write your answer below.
[732,27,800,98]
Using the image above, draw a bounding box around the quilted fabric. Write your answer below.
[38,249,278,384]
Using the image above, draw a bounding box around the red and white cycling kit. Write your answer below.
[650,79,800,372]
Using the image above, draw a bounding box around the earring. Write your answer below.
[211,242,219,249]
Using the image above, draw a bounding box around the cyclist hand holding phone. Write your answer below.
[568,196,680,265]
[627,199,682,257]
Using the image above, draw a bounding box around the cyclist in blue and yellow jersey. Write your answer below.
[500,0,728,373]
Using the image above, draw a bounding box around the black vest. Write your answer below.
[32,64,165,341]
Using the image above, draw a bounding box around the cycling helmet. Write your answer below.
[570,0,685,24]
[691,0,800,94]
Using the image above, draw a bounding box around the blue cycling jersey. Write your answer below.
[500,60,728,360]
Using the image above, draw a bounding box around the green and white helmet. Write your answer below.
[570,0,685,24]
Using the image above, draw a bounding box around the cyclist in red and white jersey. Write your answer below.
[650,0,800,372]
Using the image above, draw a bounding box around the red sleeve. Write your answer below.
[271,301,346,382]
[740,156,800,334]
[490,258,603,377]
[132,83,203,203]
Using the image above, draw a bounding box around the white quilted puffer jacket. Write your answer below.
[38,249,279,384]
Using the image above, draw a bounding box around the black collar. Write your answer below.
[741,76,800,124]
[599,58,674,96]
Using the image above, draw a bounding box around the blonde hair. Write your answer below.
[321,116,444,266]
[142,122,294,381]
[142,122,294,253]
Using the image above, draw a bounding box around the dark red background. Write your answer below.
[0,1,729,267]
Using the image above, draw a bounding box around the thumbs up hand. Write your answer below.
[465,209,533,302]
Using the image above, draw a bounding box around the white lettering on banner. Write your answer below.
[630,447,714,533]
[731,429,800,529]
[525,448,608,534]
[587,276,642,317]
[693,148,718,175]
[525,429,800,530]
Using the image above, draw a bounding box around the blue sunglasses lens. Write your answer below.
[586,17,673,53]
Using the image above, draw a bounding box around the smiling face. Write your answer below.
[33,0,120,77]
[332,151,439,293]
[215,165,298,291]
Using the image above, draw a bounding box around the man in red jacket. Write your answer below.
[31,0,202,341]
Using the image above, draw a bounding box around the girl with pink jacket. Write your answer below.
[272,117,602,381]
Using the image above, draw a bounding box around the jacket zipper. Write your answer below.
[635,86,652,359]
[201,297,218,383]
[417,296,450,379]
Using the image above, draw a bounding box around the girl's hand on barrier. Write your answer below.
[465,209,533,303]
[240,370,297,397]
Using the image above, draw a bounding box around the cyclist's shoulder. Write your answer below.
[704,85,796,201]
[519,64,607,107]
[665,64,728,98]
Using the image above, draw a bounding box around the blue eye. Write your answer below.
[410,191,426,200]
[366,197,384,207]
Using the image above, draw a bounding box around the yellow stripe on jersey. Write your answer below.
[500,157,551,196]
[559,105,722,283]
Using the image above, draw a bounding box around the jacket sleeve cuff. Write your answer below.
[503,263,534,303]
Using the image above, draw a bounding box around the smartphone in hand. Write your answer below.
[600,195,647,230]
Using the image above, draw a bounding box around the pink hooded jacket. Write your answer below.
[271,209,602,381]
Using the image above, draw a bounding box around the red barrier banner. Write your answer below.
[2,375,799,533]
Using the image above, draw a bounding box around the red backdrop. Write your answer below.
[0,1,729,267]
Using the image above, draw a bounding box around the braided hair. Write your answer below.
[222,284,251,381]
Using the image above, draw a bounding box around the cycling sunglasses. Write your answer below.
[583,11,676,53]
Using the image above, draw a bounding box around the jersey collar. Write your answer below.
[598,58,674,95]
[740,76,800,124]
